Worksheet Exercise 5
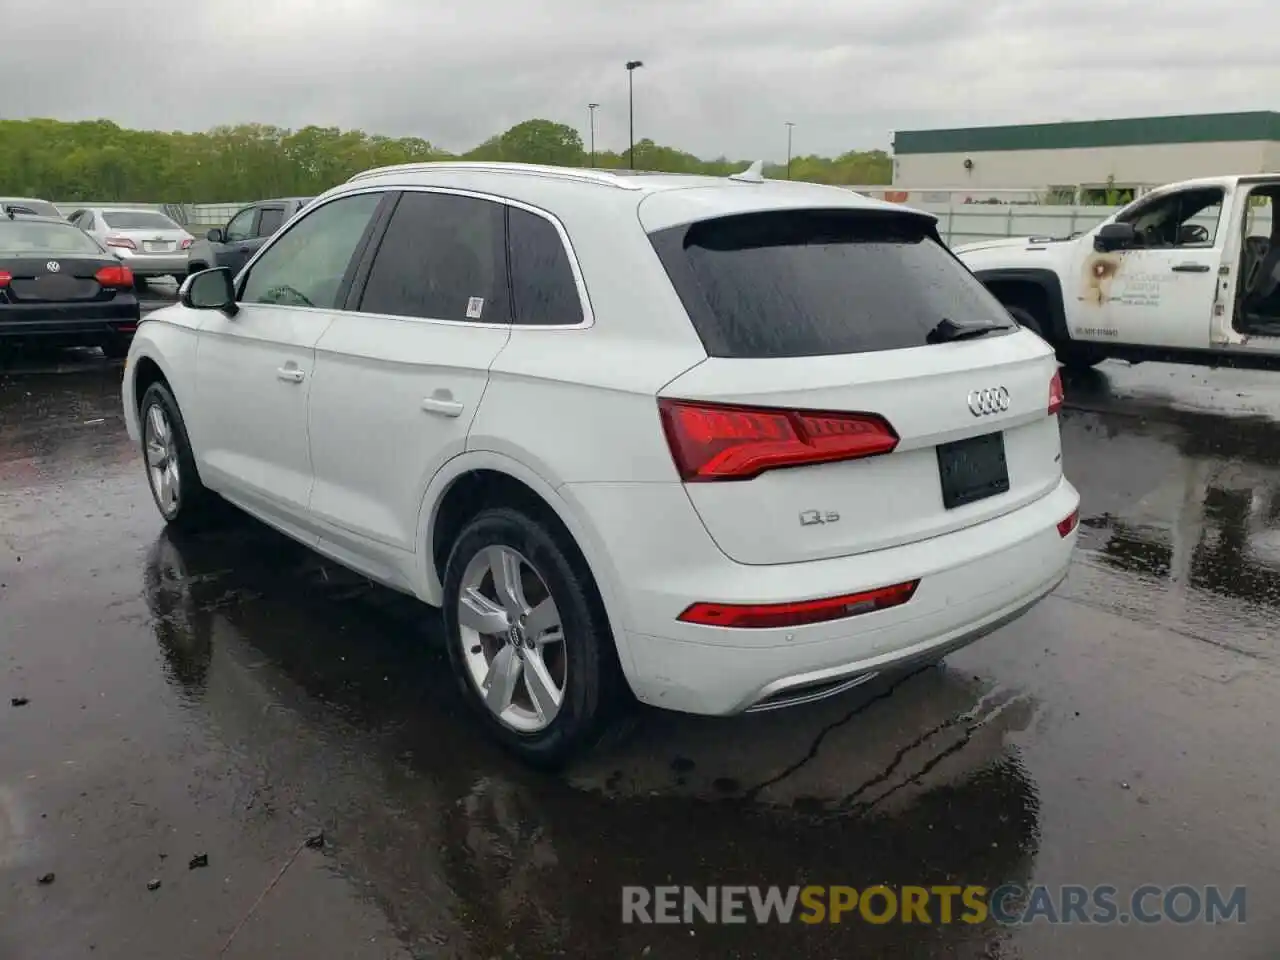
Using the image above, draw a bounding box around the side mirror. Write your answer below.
[206,227,226,243]
[1094,222,1136,253]
[1178,223,1210,245]
[181,267,238,316]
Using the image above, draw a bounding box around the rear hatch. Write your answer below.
[647,205,1064,566]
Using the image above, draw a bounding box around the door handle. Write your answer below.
[1172,263,1211,273]
[276,367,305,383]
[421,396,464,417]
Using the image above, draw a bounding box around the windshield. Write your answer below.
[100,210,182,231]
[0,220,105,256]
[2,199,62,218]
[650,209,1014,358]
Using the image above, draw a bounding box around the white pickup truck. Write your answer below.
[955,175,1280,370]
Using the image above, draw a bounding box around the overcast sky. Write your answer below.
[6,0,1280,160]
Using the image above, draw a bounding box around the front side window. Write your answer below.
[256,207,285,237]
[240,192,382,309]
[508,206,583,326]
[358,192,510,323]
[225,207,257,242]
[1117,188,1225,248]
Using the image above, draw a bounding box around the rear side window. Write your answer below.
[649,209,1013,358]
[358,192,510,323]
[508,206,583,326]
[256,207,285,236]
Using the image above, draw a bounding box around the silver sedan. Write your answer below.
[67,207,194,282]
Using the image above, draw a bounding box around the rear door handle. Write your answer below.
[276,367,305,383]
[1172,263,1211,273]
[421,396,464,417]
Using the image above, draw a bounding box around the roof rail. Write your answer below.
[346,161,646,190]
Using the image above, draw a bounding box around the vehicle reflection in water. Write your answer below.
[142,525,1043,958]
[1062,404,1280,661]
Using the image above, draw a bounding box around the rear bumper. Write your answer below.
[0,298,140,343]
[115,252,188,275]
[563,476,1079,715]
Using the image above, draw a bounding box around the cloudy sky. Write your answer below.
[6,0,1280,160]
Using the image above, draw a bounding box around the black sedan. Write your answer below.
[0,213,141,359]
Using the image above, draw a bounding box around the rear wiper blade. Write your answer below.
[926,317,1010,344]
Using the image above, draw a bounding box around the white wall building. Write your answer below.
[892,111,1280,201]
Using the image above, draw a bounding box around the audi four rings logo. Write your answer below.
[968,386,1010,416]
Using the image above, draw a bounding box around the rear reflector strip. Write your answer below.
[678,580,919,629]
[1057,509,1079,538]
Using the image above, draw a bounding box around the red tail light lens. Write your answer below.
[1057,508,1079,538]
[658,398,899,482]
[105,235,136,250]
[679,580,920,629]
[181,238,193,249]
[95,265,134,288]
[0,270,10,287]
[1048,370,1065,415]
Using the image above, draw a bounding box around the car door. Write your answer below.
[306,189,512,568]
[192,191,387,534]
[219,205,261,275]
[1096,186,1227,349]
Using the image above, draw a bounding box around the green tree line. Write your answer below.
[0,117,891,203]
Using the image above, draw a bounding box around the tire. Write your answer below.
[442,506,622,769]
[138,381,215,531]
[1058,347,1106,371]
[101,337,131,360]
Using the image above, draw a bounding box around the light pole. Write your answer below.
[626,60,644,169]
[588,103,599,166]
[785,121,795,179]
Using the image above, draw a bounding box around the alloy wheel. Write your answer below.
[457,545,566,733]
[144,403,181,517]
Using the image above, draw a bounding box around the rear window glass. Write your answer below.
[650,209,1014,358]
[101,210,179,230]
[0,221,104,256]
[2,199,61,218]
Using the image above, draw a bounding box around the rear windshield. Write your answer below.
[101,210,179,230]
[0,220,104,256]
[649,209,1014,358]
[2,199,61,218]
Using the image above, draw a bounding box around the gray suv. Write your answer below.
[185,197,312,278]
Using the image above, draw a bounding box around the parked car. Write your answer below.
[67,207,194,285]
[122,162,1079,765]
[185,197,312,278]
[957,174,1280,370]
[0,197,64,219]
[0,211,139,358]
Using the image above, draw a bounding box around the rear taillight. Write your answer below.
[658,398,899,482]
[1048,370,1064,415]
[0,270,9,288]
[95,265,134,288]
[181,238,192,249]
[105,235,136,250]
[1057,508,1079,538]
[679,580,920,629]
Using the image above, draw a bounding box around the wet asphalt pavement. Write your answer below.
[2,351,1278,959]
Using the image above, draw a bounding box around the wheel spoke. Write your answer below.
[166,462,180,504]
[146,441,167,468]
[488,547,529,617]
[147,405,167,443]
[157,465,173,507]
[459,587,510,635]
[524,597,561,644]
[483,644,522,714]
[523,649,562,721]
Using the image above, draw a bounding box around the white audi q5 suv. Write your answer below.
[122,161,1079,766]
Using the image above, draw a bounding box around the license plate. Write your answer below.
[143,241,172,252]
[936,432,1010,510]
